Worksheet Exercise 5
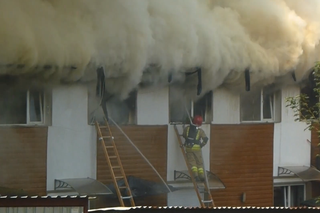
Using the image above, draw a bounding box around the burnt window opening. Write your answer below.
[169,89,212,124]
[106,91,137,125]
[240,85,281,122]
[192,91,213,123]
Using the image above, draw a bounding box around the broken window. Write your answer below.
[106,91,137,125]
[192,91,213,123]
[169,88,212,123]
[0,89,47,125]
[240,86,281,122]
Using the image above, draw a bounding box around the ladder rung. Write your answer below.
[202,200,213,203]
[115,176,124,179]
[99,136,114,140]
[99,126,109,129]
[109,156,117,159]
[121,196,133,200]
[119,186,127,189]
[106,146,114,149]
[112,166,121,169]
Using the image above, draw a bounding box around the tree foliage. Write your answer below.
[286,62,320,146]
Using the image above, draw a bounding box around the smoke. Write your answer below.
[0,0,320,98]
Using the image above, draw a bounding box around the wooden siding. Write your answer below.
[97,125,167,207]
[210,124,274,207]
[0,127,47,195]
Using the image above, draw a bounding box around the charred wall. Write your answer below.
[0,127,47,195]
[210,124,274,206]
[97,125,168,207]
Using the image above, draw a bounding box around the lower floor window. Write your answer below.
[274,184,305,207]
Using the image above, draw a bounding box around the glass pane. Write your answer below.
[290,185,304,207]
[0,89,27,124]
[29,91,43,122]
[263,92,273,119]
[274,186,285,207]
[240,90,261,121]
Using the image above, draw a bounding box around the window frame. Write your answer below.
[240,88,280,123]
[27,90,44,125]
[169,90,213,124]
[0,89,49,126]
[273,183,306,207]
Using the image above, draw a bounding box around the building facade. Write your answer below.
[0,81,318,207]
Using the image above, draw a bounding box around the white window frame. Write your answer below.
[240,88,280,123]
[274,183,306,207]
[0,90,48,126]
[261,89,274,122]
[27,90,44,125]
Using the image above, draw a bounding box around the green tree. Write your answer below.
[286,62,320,154]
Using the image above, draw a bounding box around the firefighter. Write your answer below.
[182,115,208,181]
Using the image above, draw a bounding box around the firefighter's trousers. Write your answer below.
[186,145,204,180]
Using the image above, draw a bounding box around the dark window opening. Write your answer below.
[107,91,137,125]
[240,90,261,121]
[169,88,212,123]
[0,90,27,124]
[273,185,305,207]
[193,91,212,123]
[263,91,273,119]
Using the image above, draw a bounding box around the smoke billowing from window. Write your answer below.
[1,0,320,98]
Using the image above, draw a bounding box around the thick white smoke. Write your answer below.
[0,0,320,98]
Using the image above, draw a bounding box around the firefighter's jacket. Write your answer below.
[182,125,208,151]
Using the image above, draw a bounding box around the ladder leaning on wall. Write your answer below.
[95,118,135,207]
[173,125,215,208]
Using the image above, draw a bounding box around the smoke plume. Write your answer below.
[0,0,320,98]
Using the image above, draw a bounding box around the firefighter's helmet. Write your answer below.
[192,115,203,126]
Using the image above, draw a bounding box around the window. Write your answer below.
[28,91,44,123]
[240,86,281,122]
[105,91,137,125]
[274,185,305,207]
[169,88,212,123]
[0,89,47,125]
